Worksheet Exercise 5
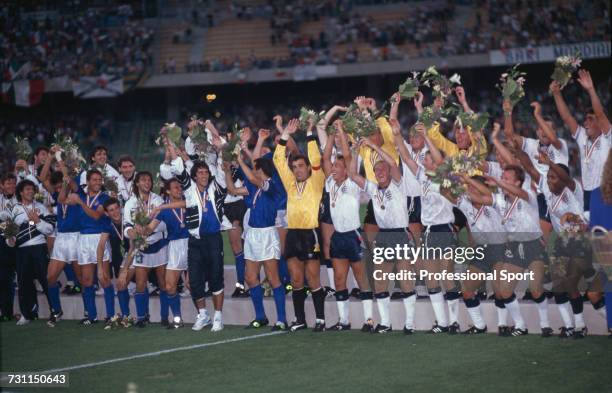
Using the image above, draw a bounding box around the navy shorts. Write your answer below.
[407,196,421,224]
[537,193,551,222]
[470,243,506,273]
[504,238,546,269]
[373,228,415,262]
[583,189,591,211]
[224,200,247,223]
[421,224,456,249]
[318,191,333,225]
[330,230,364,262]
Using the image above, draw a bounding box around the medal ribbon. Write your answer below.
[502,196,520,224]
[86,191,101,209]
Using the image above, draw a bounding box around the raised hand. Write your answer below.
[414,122,427,135]
[240,127,252,142]
[492,122,501,139]
[549,80,561,95]
[354,96,368,110]
[455,86,467,104]
[413,91,424,111]
[537,150,552,165]
[366,97,377,111]
[530,101,542,117]
[272,115,283,133]
[576,69,594,91]
[284,118,299,135]
[258,128,271,140]
[502,99,513,115]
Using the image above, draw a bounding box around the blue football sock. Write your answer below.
[605,291,611,329]
[159,290,169,321]
[279,257,290,284]
[103,286,115,318]
[81,291,88,318]
[235,252,245,286]
[48,284,62,314]
[168,293,181,319]
[63,264,77,283]
[272,285,286,323]
[117,289,130,317]
[250,284,266,320]
[83,286,97,320]
[134,292,147,321]
[144,288,150,316]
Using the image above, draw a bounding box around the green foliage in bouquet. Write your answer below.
[339,104,378,139]
[428,154,481,199]
[14,136,33,161]
[551,52,581,89]
[52,131,86,175]
[497,64,526,108]
[221,125,243,162]
[0,212,19,239]
[298,107,322,131]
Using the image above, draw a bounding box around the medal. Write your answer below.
[172,208,185,228]
[376,188,386,210]
[501,196,520,225]
[380,205,385,210]
[86,191,101,209]
[295,181,307,200]
[196,189,208,212]
[330,180,344,209]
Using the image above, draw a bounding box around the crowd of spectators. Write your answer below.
[0,4,154,81]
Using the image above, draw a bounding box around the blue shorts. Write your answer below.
[407,196,421,224]
[537,193,551,222]
[318,191,333,225]
[330,230,364,262]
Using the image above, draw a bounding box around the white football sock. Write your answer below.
[376,296,390,327]
[362,299,373,322]
[505,299,526,330]
[557,302,574,328]
[402,295,416,330]
[429,292,448,327]
[536,300,550,328]
[467,305,486,330]
[496,305,508,327]
[574,312,585,330]
[597,306,607,320]
[447,298,459,324]
[198,308,209,318]
[213,310,222,321]
[337,300,349,325]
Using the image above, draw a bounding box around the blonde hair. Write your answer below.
[602,150,612,204]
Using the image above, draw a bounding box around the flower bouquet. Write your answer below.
[298,107,323,131]
[497,64,526,110]
[339,104,379,139]
[129,202,152,257]
[428,154,481,198]
[221,125,243,162]
[186,116,211,157]
[14,136,33,161]
[52,131,86,175]
[420,66,461,98]
[396,71,421,100]
[158,122,183,148]
[551,52,581,89]
[0,212,19,239]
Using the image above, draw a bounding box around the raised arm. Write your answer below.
[389,92,401,121]
[539,151,575,191]
[488,175,529,201]
[455,86,473,114]
[550,80,579,136]
[223,163,249,196]
[390,118,419,175]
[317,105,348,149]
[420,123,444,165]
[273,119,298,190]
[360,138,401,183]
[515,148,540,184]
[531,101,561,149]
[347,144,366,190]
[503,99,523,148]
[466,186,493,206]
[577,69,611,134]
[252,128,270,160]
[490,122,519,166]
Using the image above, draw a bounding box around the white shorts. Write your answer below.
[133,245,168,269]
[50,232,79,262]
[275,209,288,228]
[244,226,280,262]
[167,238,188,271]
[78,233,110,265]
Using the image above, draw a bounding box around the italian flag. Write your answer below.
[14,79,45,107]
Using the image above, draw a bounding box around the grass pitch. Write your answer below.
[1,321,611,393]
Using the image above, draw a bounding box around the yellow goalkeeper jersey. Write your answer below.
[273,136,325,229]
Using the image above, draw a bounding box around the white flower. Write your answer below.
[426,66,438,75]
[449,73,461,85]
[411,71,419,79]
[422,80,431,87]
[570,58,582,68]
[517,76,525,85]
[442,179,451,188]
[433,84,441,92]
[501,73,508,79]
